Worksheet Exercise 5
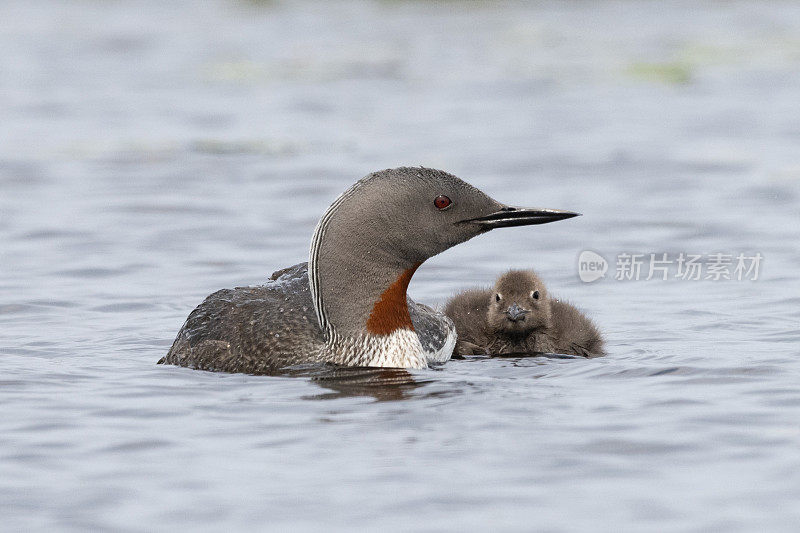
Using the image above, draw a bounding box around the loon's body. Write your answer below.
[445,270,604,358]
[162,263,455,374]
[160,168,578,374]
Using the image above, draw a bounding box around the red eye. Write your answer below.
[434,195,452,210]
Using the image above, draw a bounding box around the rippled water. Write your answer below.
[2,0,800,530]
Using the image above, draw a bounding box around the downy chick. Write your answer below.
[444,270,604,357]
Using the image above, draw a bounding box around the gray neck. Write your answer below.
[308,194,419,339]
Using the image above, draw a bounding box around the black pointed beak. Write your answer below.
[459,206,581,229]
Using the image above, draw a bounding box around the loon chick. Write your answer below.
[445,270,604,357]
[159,167,579,374]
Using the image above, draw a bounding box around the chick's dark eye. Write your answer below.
[532,291,540,300]
[434,195,452,210]
[495,293,501,302]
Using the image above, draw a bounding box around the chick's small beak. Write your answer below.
[505,304,529,322]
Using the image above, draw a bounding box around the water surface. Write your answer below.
[2,0,800,530]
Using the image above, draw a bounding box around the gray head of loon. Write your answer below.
[308,167,579,364]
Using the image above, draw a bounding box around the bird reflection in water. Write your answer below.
[273,352,583,401]
[276,364,436,401]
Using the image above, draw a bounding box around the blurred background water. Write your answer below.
[2,0,800,530]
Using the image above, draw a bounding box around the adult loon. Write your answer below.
[159,167,579,374]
